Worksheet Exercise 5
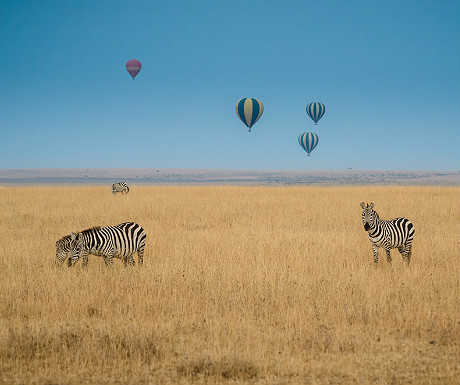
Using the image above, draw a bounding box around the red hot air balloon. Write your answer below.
[126,59,142,79]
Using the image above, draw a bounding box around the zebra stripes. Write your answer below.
[361,202,415,265]
[56,234,72,265]
[56,229,103,266]
[68,222,146,267]
[112,182,129,195]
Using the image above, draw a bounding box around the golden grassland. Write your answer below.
[0,185,459,385]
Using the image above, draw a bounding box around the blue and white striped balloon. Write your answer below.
[298,132,319,156]
[306,102,325,125]
[236,98,264,132]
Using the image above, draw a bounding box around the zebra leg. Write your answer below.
[82,253,89,267]
[402,243,412,265]
[127,255,135,267]
[137,247,144,266]
[385,248,392,263]
[104,252,114,267]
[372,245,379,264]
[122,255,135,267]
[104,258,113,267]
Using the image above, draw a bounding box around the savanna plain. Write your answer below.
[0,185,459,385]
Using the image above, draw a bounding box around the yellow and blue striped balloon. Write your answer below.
[236,98,264,132]
[306,102,325,125]
[298,132,319,156]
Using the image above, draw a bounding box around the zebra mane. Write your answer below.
[56,234,71,246]
[79,226,102,236]
[372,209,380,220]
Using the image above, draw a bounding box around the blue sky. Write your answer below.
[1,0,459,171]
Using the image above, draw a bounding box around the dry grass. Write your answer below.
[0,185,459,384]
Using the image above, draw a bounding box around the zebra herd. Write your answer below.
[55,191,415,267]
[56,182,148,268]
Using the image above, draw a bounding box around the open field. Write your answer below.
[0,185,459,384]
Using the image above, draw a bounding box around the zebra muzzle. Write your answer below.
[364,223,370,231]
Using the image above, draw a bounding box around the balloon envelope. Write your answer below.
[306,102,325,124]
[298,132,319,156]
[126,59,142,79]
[236,98,264,132]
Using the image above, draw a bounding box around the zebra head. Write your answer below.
[69,231,85,266]
[56,236,70,265]
[361,202,375,231]
[55,236,71,265]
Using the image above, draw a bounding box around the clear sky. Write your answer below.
[1,0,459,171]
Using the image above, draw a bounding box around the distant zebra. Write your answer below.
[112,182,129,195]
[361,202,415,265]
[56,229,103,266]
[68,222,146,267]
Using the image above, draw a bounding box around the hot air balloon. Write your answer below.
[306,102,325,124]
[235,98,264,132]
[126,59,142,80]
[298,132,319,156]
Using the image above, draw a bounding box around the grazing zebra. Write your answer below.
[68,222,146,267]
[112,182,129,195]
[56,234,72,264]
[361,202,415,265]
[56,230,102,266]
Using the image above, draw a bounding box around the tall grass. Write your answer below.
[0,185,459,384]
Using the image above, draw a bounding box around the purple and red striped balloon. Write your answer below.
[126,59,142,80]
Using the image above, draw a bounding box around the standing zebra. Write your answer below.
[112,182,129,195]
[68,222,146,267]
[56,230,103,266]
[361,202,415,265]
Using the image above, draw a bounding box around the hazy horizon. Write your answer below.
[1,168,458,186]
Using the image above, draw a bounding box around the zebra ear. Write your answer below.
[76,232,84,241]
[360,202,366,209]
[369,202,374,210]
[71,232,77,240]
